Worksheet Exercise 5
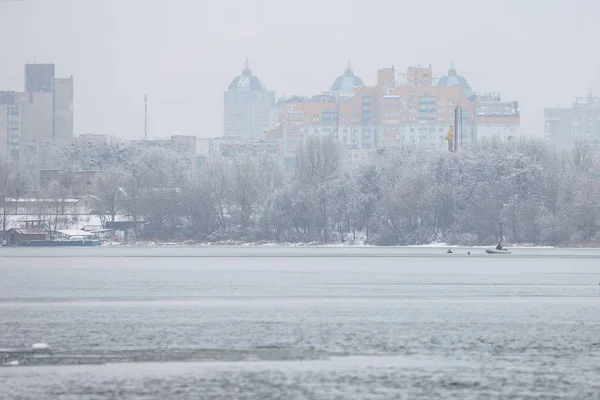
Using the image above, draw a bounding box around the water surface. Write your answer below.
[1,247,599,399]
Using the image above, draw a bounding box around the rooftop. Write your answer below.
[436,60,472,95]
[7,228,47,235]
[331,60,365,92]
[228,59,266,91]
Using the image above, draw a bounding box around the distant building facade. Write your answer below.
[544,91,600,146]
[223,60,275,140]
[474,93,520,143]
[130,135,197,163]
[274,61,521,164]
[197,136,282,165]
[53,77,75,140]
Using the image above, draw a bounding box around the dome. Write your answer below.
[228,60,265,91]
[436,61,472,95]
[331,60,364,92]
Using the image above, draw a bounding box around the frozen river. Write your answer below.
[1,246,599,399]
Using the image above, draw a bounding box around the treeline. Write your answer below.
[1,137,600,246]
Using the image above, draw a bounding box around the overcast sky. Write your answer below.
[1,0,599,140]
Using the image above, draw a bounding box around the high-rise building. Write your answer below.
[223,60,275,140]
[275,62,367,159]
[544,91,600,146]
[18,64,74,145]
[24,64,55,93]
[278,62,376,160]
[281,95,338,160]
[0,91,21,162]
[19,91,53,143]
[54,77,74,140]
[20,64,55,143]
[375,63,482,149]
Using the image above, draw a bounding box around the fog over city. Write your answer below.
[1,0,600,138]
[1,0,600,247]
[1,2,600,399]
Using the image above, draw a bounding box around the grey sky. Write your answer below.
[1,0,599,140]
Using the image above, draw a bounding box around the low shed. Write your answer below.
[6,228,47,246]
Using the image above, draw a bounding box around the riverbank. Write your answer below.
[102,240,562,249]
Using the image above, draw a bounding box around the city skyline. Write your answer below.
[1,0,600,140]
[2,4,600,397]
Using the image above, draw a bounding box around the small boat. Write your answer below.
[486,241,510,254]
[485,248,511,254]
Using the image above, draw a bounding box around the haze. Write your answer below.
[1,0,599,139]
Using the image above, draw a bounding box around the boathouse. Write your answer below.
[6,220,47,246]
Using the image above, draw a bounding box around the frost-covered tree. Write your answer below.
[230,156,261,233]
[94,169,126,224]
[11,134,600,246]
[294,136,342,242]
[201,157,231,235]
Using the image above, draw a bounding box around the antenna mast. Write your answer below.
[144,94,148,141]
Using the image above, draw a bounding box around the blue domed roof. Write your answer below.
[331,60,364,92]
[436,61,472,95]
[228,60,266,91]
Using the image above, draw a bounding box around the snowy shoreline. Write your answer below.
[100,241,564,249]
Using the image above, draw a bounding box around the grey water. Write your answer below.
[1,247,599,399]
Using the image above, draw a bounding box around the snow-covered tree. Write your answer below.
[94,169,126,224]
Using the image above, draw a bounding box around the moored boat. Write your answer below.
[20,229,101,247]
[21,239,101,247]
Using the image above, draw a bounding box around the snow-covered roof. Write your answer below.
[56,229,95,237]
[7,227,47,235]
[4,198,82,203]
